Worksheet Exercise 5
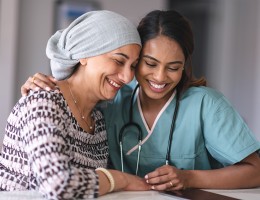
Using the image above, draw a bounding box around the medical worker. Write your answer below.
[21,10,260,191]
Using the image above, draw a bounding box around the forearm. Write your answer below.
[97,169,150,196]
[186,154,260,189]
[97,169,128,196]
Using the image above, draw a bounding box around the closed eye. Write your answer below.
[114,59,124,65]
[168,67,182,72]
[145,61,156,67]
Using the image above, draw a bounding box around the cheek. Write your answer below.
[135,63,149,76]
[135,67,147,83]
[170,71,183,83]
[176,72,183,83]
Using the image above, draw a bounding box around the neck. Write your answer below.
[139,88,173,111]
[65,78,97,115]
[138,88,175,130]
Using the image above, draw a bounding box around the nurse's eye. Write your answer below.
[168,66,182,72]
[168,68,178,72]
[145,61,156,67]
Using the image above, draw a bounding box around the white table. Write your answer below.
[0,189,260,200]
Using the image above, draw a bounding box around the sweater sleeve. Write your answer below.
[21,91,99,199]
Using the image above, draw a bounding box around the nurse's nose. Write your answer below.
[153,67,167,82]
[118,65,134,84]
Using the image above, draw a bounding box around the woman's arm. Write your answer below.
[145,152,260,191]
[186,152,260,189]
[97,169,149,196]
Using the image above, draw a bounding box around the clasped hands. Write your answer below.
[144,164,187,191]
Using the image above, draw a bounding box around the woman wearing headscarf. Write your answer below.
[0,10,149,199]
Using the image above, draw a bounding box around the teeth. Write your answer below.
[149,81,166,89]
[108,79,120,88]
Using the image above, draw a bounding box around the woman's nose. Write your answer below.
[118,66,135,84]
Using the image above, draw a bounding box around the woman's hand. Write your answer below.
[145,165,188,191]
[123,173,150,191]
[21,73,57,97]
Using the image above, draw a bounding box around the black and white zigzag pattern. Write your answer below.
[0,90,108,199]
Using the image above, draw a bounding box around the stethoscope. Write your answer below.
[119,84,180,175]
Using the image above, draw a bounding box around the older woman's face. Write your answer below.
[136,35,185,102]
[82,44,141,100]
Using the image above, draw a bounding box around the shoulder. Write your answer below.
[27,89,64,101]
[7,90,70,139]
[14,90,67,117]
[184,86,224,100]
[183,86,228,106]
[26,89,66,107]
[181,86,236,117]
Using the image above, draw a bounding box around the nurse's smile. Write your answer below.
[148,80,168,92]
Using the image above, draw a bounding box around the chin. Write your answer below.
[103,93,117,101]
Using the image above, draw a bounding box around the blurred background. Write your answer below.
[0,0,260,147]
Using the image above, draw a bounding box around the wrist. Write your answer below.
[96,168,115,193]
[183,170,193,189]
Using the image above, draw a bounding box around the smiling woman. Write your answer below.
[79,45,140,100]
[0,10,150,200]
[136,35,185,104]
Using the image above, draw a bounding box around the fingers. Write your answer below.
[145,165,185,191]
[33,73,57,90]
[21,73,57,97]
[21,76,39,97]
[145,165,175,181]
[150,179,184,191]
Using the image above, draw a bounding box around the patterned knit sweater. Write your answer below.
[0,90,108,199]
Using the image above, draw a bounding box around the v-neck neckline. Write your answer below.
[126,89,176,155]
[137,90,176,133]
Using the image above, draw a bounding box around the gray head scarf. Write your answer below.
[46,10,141,80]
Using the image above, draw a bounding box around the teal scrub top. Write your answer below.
[101,83,260,177]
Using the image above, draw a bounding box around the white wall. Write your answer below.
[206,0,260,140]
[254,1,260,140]
[98,0,166,26]
[14,0,55,100]
[0,0,19,144]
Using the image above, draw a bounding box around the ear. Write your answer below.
[79,58,88,66]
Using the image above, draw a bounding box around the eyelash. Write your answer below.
[114,59,138,71]
[114,59,124,66]
[145,61,156,67]
[168,68,179,72]
[145,61,180,72]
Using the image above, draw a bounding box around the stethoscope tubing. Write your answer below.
[119,84,180,174]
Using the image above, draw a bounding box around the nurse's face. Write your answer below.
[136,35,185,101]
[81,44,140,100]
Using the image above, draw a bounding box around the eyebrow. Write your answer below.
[114,53,129,59]
[143,55,184,65]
